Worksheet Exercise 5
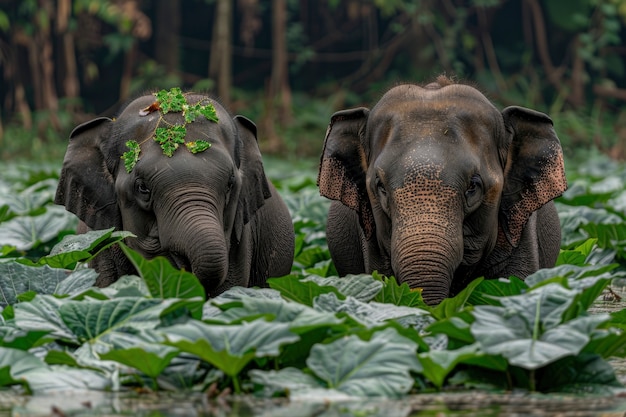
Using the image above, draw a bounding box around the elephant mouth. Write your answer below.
[168,252,192,272]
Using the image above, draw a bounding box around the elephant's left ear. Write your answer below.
[500,106,567,247]
[233,115,272,241]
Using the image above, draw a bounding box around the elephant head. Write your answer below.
[318,77,567,304]
[55,91,279,295]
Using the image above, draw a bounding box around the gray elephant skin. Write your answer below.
[318,76,567,305]
[55,93,294,297]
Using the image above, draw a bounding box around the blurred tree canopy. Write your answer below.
[0,0,625,157]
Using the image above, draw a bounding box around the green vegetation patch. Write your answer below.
[122,88,217,173]
[2,156,626,398]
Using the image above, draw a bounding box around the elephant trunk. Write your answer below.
[161,205,229,295]
[392,233,463,305]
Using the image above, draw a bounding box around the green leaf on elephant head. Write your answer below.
[122,140,141,173]
[184,101,219,124]
[154,87,185,114]
[185,140,211,154]
[154,125,186,157]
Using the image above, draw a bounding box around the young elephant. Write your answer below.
[318,77,567,305]
[55,91,294,297]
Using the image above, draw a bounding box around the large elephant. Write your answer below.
[318,76,567,305]
[55,91,294,297]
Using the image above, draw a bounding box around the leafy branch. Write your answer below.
[122,88,217,172]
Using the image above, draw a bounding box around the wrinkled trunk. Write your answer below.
[391,213,464,306]
[161,206,229,295]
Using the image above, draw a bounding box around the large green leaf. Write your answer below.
[373,275,425,308]
[538,353,622,394]
[13,295,77,342]
[163,318,299,377]
[0,205,76,250]
[302,274,383,302]
[0,263,71,307]
[99,345,180,378]
[0,326,49,349]
[306,328,421,397]
[120,244,206,317]
[0,347,48,388]
[471,284,610,370]
[314,292,433,331]
[59,297,190,345]
[268,274,341,306]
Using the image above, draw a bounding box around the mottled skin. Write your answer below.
[55,93,294,297]
[318,77,567,305]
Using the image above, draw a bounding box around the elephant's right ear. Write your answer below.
[55,117,122,230]
[317,107,375,239]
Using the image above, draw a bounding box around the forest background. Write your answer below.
[0,0,626,163]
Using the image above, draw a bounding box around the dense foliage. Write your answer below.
[2,156,626,398]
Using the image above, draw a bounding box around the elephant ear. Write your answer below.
[54,117,122,231]
[233,115,272,242]
[317,107,374,239]
[499,106,567,246]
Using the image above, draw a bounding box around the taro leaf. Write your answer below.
[467,276,528,306]
[205,292,343,331]
[0,263,70,307]
[0,205,76,250]
[302,274,383,302]
[162,318,299,377]
[0,326,49,349]
[19,365,112,393]
[99,345,180,378]
[54,268,98,296]
[59,297,184,344]
[306,327,421,397]
[374,275,425,308]
[120,244,205,317]
[425,315,475,346]
[314,292,432,331]
[294,246,331,269]
[268,274,341,306]
[538,353,622,394]
[428,277,483,320]
[471,284,611,370]
[418,343,486,389]
[13,295,77,342]
[249,367,325,397]
[0,347,47,387]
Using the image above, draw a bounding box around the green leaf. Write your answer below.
[120,244,205,318]
[154,125,186,157]
[14,295,77,343]
[99,345,180,378]
[470,284,610,370]
[428,277,483,320]
[374,275,425,308]
[0,347,47,388]
[0,327,49,350]
[538,353,622,394]
[0,264,72,307]
[184,101,219,123]
[249,367,325,397]
[163,318,299,377]
[418,343,484,389]
[155,87,186,113]
[59,297,179,344]
[268,274,341,306]
[303,274,383,302]
[122,140,141,173]
[0,206,76,251]
[306,328,421,396]
[185,140,211,154]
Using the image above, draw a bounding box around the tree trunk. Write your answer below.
[58,0,80,105]
[209,0,232,108]
[261,0,291,152]
[155,0,180,74]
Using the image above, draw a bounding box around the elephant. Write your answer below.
[55,91,294,297]
[317,76,567,305]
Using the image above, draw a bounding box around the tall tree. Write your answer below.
[155,0,180,75]
[209,0,232,108]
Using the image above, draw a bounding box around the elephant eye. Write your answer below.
[135,179,151,199]
[465,175,482,202]
[375,175,389,214]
